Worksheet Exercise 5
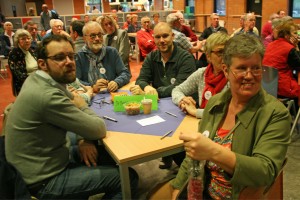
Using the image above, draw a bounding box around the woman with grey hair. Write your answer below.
[97,15,130,71]
[172,32,230,118]
[8,29,37,95]
[171,34,290,199]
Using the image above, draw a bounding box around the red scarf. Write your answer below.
[200,64,227,108]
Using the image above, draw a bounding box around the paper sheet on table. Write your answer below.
[137,115,165,126]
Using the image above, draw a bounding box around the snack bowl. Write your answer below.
[123,101,141,115]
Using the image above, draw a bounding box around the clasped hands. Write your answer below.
[93,78,118,93]
[179,96,197,116]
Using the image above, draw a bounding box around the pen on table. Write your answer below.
[103,116,118,122]
[165,111,177,118]
[160,130,173,140]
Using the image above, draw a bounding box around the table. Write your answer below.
[92,83,198,199]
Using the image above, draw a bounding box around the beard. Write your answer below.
[88,42,103,53]
[46,64,76,84]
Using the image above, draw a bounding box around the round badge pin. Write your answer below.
[204,91,212,100]
[170,78,176,84]
[99,68,106,74]
[113,36,117,40]
[202,130,210,138]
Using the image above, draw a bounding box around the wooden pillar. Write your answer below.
[194,0,213,32]
[173,0,185,11]
[73,0,85,14]
[153,0,163,11]
[102,0,110,13]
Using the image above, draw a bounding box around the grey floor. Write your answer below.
[132,132,300,200]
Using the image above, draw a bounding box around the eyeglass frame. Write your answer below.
[46,53,77,64]
[211,49,224,57]
[229,67,263,78]
[85,32,104,40]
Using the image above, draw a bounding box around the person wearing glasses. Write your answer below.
[43,19,70,39]
[97,15,130,71]
[8,29,37,95]
[5,35,138,199]
[171,34,290,199]
[23,20,43,51]
[76,21,131,93]
[235,13,259,36]
[172,32,230,119]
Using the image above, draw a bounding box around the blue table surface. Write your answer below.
[90,93,186,137]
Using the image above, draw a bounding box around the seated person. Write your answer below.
[150,12,160,29]
[76,21,131,93]
[43,19,70,39]
[199,13,228,41]
[231,15,259,37]
[122,14,132,30]
[8,29,38,95]
[166,13,202,54]
[263,21,300,99]
[130,22,196,169]
[234,13,259,36]
[172,32,230,118]
[5,35,138,199]
[137,16,157,59]
[171,34,290,199]
[130,22,196,98]
[23,20,43,52]
[97,15,130,71]
[175,11,198,42]
[128,14,141,44]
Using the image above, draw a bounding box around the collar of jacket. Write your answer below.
[208,88,265,129]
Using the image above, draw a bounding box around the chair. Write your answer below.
[5,64,17,97]
[146,158,287,200]
[0,55,7,79]
[261,66,299,136]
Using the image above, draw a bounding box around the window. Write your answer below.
[291,0,300,18]
[215,0,226,16]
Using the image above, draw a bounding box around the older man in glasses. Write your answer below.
[43,19,70,39]
[4,34,138,199]
[76,21,131,93]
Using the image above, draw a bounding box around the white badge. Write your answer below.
[170,78,176,84]
[99,68,106,74]
[204,91,212,100]
[113,36,117,40]
[202,130,210,138]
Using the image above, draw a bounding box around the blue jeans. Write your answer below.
[36,133,139,199]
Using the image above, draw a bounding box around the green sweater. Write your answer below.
[171,88,291,199]
[5,71,106,185]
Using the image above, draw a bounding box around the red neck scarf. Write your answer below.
[200,64,227,108]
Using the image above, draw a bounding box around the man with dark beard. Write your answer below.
[4,35,138,199]
[76,21,131,93]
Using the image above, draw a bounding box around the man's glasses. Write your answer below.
[53,25,63,29]
[19,37,32,41]
[47,53,77,63]
[86,32,103,40]
[230,67,262,78]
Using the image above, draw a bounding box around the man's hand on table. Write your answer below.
[93,79,109,93]
[78,139,98,167]
[130,85,145,95]
[144,85,158,96]
[71,94,87,109]
[107,81,118,92]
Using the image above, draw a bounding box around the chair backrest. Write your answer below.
[5,65,17,97]
[261,66,278,98]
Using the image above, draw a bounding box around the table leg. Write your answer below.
[119,163,131,200]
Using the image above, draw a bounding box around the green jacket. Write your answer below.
[171,88,291,199]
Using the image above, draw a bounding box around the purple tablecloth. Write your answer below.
[90,93,186,137]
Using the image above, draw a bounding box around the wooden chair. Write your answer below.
[5,64,17,97]
[147,158,287,200]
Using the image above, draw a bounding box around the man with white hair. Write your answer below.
[166,13,202,53]
[235,13,259,36]
[175,11,197,41]
[43,19,70,39]
[3,21,14,48]
[137,16,157,59]
[199,13,228,40]
[76,21,131,93]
